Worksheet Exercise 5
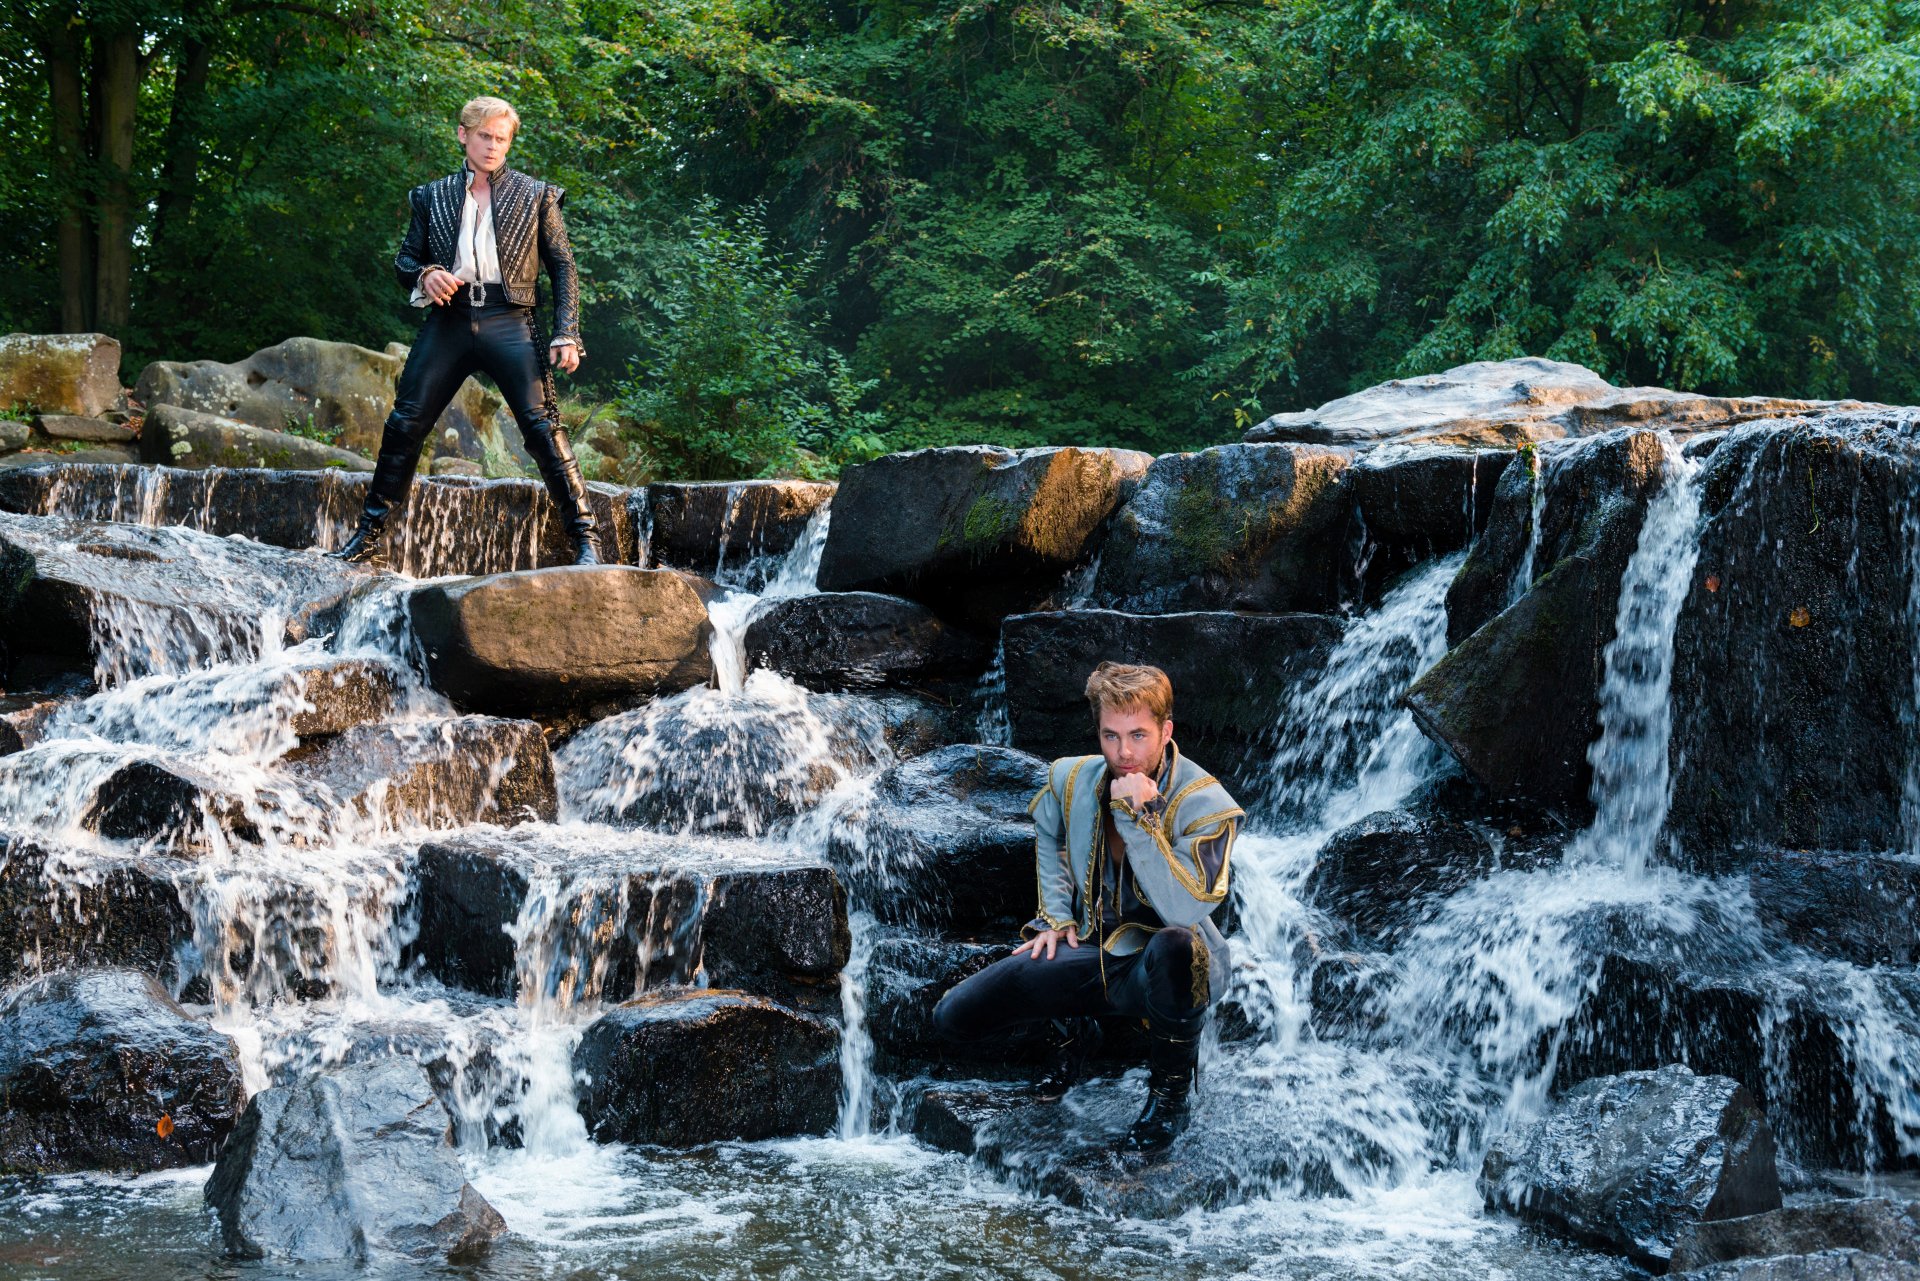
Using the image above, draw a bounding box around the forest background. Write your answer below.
[3,0,1917,479]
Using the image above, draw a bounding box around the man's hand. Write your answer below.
[421,268,461,305]
[1012,925,1079,961]
[1111,771,1160,811]
[550,343,581,375]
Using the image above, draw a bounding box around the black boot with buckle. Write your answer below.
[1033,1017,1097,1103]
[324,434,415,566]
[1124,1027,1198,1153]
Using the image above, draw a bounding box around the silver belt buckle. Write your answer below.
[468,278,485,306]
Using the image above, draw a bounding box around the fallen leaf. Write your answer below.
[1789,606,1811,628]
[1704,574,1721,593]
[156,1114,174,1139]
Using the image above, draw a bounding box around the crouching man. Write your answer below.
[931,661,1242,1151]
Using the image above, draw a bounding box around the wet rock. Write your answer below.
[0,968,246,1173]
[742,592,991,695]
[1000,608,1343,797]
[409,566,713,715]
[288,716,558,829]
[1090,443,1356,614]
[817,445,1152,629]
[408,831,848,1005]
[572,988,841,1144]
[910,1083,1033,1153]
[205,1054,506,1262]
[285,657,402,739]
[141,403,373,471]
[81,757,259,852]
[0,837,194,989]
[0,333,122,417]
[1302,809,1494,948]
[1748,851,1920,966]
[1479,1064,1782,1266]
[136,335,519,466]
[1680,1251,1920,1280]
[0,463,640,578]
[1666,412,1920,863]
[1669,1198,1920,1273]
[0,513,371,681]
[638,480,834,584]
[1405,429,1678,813]
[866,940,1038,1064]
[1244,356,1852,450]
[826,744,1048,930]
[1348,445,1513,589]
[36,414,134,444]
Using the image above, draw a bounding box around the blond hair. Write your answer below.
[459,96,520,139]
[1084,661,1173,725]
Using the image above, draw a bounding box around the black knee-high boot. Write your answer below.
[327,428,423,565]
[523,420,600,565]
[1125,1026,1199,1152]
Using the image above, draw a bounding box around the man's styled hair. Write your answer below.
[1085,661,1174,725]
[459,96,521,139]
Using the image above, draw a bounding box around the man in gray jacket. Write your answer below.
[933,661,1242,1151]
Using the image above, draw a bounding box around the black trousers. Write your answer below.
[931,926,1210,1044]
[367,299,582,522]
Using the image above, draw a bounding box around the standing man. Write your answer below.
[325,95,599,567]
[932,662,1242,1152]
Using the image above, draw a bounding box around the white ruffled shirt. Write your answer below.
[410,165,576,352]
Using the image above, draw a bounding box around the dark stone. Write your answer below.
[742,592,991,695]
[1682,1252,1920,1280]
[1666,412,1920,863]
[81,757,259,852]
[1301,809,1494,947]
[826,744,1049,930]
[909,1083,1032,1154]
[1478,1064,1782,1266]
[1348,445,1513,594]
[572,989,841,1145]
[817,445,1152,629]
[1000,608,1343,798]
[286,716,558,829]
[409,566,713,715]
[285,658,401,738]
[1748,851,1920,966]
[1404,427,1678,814]
[205,1055,507,1262]
[865,939,1036,1064]
[0,836,194,989]
[0,462,640,578]
[637,480,834,584]
[0,968,246,1173]
[1090,443,1358,614]
[1670,1198,1920,1273]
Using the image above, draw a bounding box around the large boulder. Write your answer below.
[1681,1255,1920,1280]
[140,403,373,471]
[1245,357,1852,449]
[0,837,194,989]
[572,989,841,1144]
[742,591,991,695]
[1479,1064,1782,1266]
[1000,608,1343,797]
[825,744,1048,929]
[287,716,558,831]
[637,480,834,585]
[0,463,640,577]
[136,335,521,466]
[1091,443,1357,613]
[817,445,1151,628]
[409,566,713,715]
[0,334,121,417]
[1665,411,1920,863]
[1301,809,1494,948]
[1347,444,1513,590]
[407,830,848,1007]
[0,512,371,683]
[1747,851,1920,967]
[865,939,1039,1063]
[1404,428,1680,813]
[0,969,246,1173]
[204,1055,506,1262]
[1670,1199,1920,1274]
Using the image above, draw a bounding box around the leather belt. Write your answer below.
[446,281,515,307]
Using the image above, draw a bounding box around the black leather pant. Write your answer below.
[931,926,1209,1044]
[365,299,594,541]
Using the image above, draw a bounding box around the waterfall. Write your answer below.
[1567,434,1703,874]
[1509,446,1548,603]
[971,640,1011,747]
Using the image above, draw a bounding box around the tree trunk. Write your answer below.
[153,30,212,251]
[91,25,138,336]
[44,19,93,332]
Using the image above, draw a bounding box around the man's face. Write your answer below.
[1097,704,1173,777]
[457,117,514,174]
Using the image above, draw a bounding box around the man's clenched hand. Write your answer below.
[1013,925,1079,961]
[1111,770,1160,810]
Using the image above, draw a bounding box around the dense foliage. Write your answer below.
[3,0,1916,475]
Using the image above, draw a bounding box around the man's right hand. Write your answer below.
[1012,925,1080,961]
[421,268,461,304]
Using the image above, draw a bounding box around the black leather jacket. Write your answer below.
[393,161,584,355]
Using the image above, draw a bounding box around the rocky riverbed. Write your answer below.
[0,351,1918,1279]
